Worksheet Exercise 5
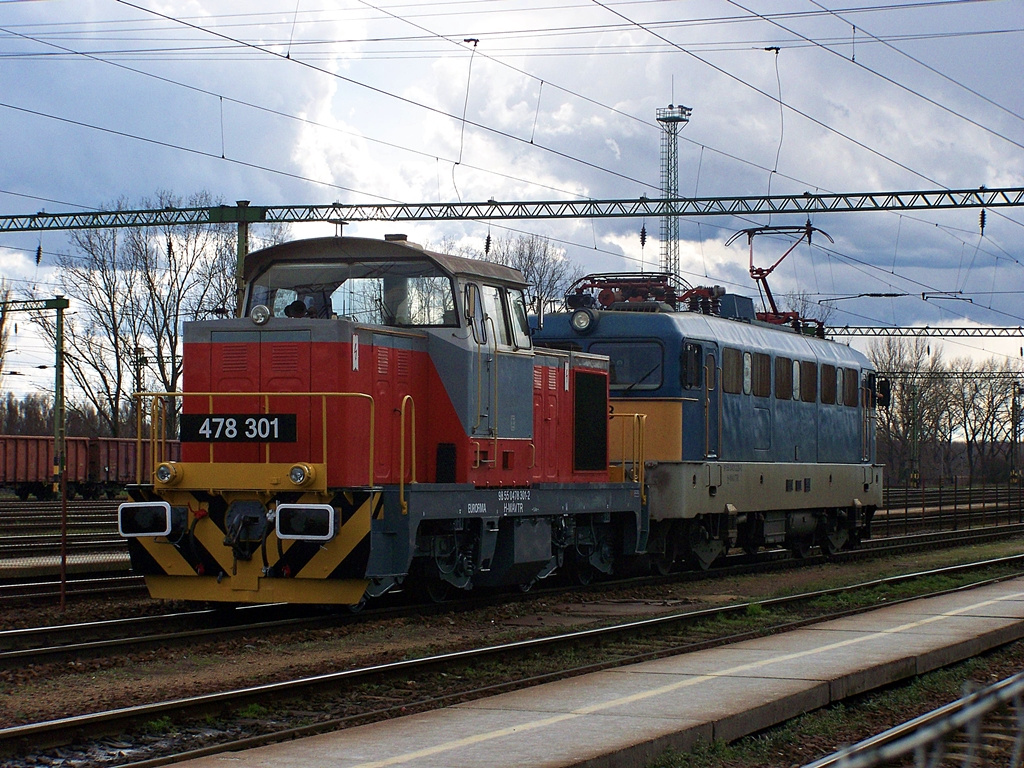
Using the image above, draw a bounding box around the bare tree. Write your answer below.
[788,290,834,326]
[869,337,948,484]
[27,210,143,437]
[0,392,52,434]
[125,191,237,406]
[26,191,243,436]
[476,233,582,312]
[948,356,1018,483]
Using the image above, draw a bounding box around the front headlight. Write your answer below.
[155,462,181,485]
[250,304,271,325]
[288,463,315,487]
[570,308,598,334]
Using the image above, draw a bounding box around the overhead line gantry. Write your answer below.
[1,186,1022,232]
[829,326,1024,339]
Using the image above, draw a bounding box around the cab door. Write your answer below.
[704,346,720,459]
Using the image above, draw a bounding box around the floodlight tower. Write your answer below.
[656,104,692,277]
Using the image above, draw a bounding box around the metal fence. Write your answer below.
[805,673,1024,768]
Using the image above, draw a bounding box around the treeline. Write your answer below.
[870,337,1024,485]
[0,392,103,437]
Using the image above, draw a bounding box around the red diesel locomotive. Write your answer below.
[118,235,646,604]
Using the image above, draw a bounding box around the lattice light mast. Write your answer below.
[656,104,691,276]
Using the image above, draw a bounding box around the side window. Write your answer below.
[509,289,532,350]
[742,352,752,395]
[752,353,771,398]
[722,347,743,394]
[800,361,817,403]
[481,285,511,347]
[681,342,702,389]
[821,365,836,405]
[465,283,486,344]
[845,368,859,406]
[775,356,792,400]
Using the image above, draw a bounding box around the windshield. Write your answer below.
[589,341,663,391]
[248,259,457,327]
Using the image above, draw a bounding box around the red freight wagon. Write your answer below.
[0,435,89,500]
[92,438,182,495]
[0,435,178,500]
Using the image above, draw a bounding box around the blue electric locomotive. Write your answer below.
[534,273,882,570]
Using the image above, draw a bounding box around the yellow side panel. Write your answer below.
[162,462,327,493]
[610,399,683,462]
[145,575,369,605]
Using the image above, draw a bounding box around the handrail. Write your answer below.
[399,394,416,514]
[610,412,647,505]
[485,315,500,463]
[131,390,376,487]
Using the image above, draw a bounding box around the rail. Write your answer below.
[804,671,1024,768]
[132,391,376,487]
[610,412,647,505]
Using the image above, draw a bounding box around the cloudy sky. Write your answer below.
[1,0,1022,395]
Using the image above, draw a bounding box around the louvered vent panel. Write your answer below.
[396,350,410,380]
[548,368,557,389]
[534,368,543,389]
[271,345,299,371]
[221,345,249,372]
[377,349,389,376]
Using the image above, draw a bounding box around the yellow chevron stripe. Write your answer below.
[296,492,375,579]
[138,537,196,576]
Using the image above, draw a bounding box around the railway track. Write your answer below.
[4,534,1024,765]
[4,523,1023,671]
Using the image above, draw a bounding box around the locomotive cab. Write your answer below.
[120,237,646,605]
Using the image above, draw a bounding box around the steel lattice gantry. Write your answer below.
[828,326,1024,338]
[1,186,1023,232]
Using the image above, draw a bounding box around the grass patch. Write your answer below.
[236,703,269,719]
[143,715,174,735]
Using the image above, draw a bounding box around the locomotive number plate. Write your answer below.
[180,414,297,442]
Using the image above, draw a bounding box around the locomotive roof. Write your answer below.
[243,236,528,288]
[541,308,872,369]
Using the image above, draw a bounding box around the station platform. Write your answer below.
[180,576,1024,768]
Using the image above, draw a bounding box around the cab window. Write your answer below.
[508,289,532,350]
[481,285,512,347]
[590,342,663,391]
[249,258,456,326]
[681,343,702,389]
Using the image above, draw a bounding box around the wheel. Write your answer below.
[651,554,675,576]
[791,539,813,559]
[347,597,368,613]
[568,558,597,585]
[424,578,452,603]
